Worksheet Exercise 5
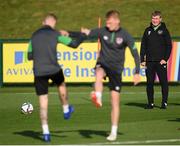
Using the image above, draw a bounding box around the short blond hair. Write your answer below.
[43,13,57,22]
[106,10,120,19]
[152,10,162,18]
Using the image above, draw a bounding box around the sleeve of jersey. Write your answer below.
[164,29,172,61]
[27,40,33,60]
[140,31,147,62]
[58,36,72,45]
[88,28,101,39]
[58,35,85,48]
[68,31,83,38]
[125,32,140,74]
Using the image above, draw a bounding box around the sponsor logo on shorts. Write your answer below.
[115,86,120,91]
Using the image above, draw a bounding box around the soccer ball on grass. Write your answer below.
[21,102,33,114]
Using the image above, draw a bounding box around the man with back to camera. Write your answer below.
[27,13,85,142]
[140,11,172,109]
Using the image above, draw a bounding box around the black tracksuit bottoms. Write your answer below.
[145,61,168,104]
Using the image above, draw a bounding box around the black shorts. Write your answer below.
[95,63,122,92]
[34,69,64,96]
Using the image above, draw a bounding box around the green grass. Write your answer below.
[0,85,180,144]
[0,0,180,39]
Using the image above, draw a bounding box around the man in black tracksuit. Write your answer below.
[140,11,172,109]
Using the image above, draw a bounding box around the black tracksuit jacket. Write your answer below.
[140,22,172,62]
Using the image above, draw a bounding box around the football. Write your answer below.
[21,102,33,114]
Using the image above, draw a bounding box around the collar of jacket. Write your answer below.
[105,26,122,32]
[42,25,53,29]
[149,22,166,30]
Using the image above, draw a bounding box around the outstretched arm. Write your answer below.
[60,27,102,40]
[58,33,86,48]
[81,27,102,40]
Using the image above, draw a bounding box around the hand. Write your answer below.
[60,30,69,36]
[133,74,140,85]
[81,27,90,35]
[160,59,167,65]
[141,62,146,67]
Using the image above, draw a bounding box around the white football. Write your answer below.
[21,102,33,114]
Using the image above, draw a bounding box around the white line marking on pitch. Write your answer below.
[92,138,180,145]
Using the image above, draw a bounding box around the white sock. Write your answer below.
[95,91,102,101]
[42,124,49,134]
[63,104,69,113]
[111,125,118,136]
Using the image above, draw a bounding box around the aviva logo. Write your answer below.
[15,51,28,64]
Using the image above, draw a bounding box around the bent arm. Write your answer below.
[131,49,140,74]
[164,29,172,61]
[125,32,140,74]
[140,31,147,63]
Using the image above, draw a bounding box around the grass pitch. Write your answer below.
[0,0,180,38]
[0,85,180,144]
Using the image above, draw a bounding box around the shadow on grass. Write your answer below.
[13,130,42,141]
[168,103,180,106]
[13,129,123,141]
[13,130,66,142]
[125,102,147,108]
[57,129,123,138]
[168,118,180,122]
[78,129,109,138]
[125,102,162,108]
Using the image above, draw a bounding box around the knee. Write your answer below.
[160,82,168,87]
[60,93,66,98]
[96,73,104,83]
[147,81,154,85]
[96,68,105,78]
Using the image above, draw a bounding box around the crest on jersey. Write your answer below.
[116,37,123,44]
[103,35,108,40]
[158,30,163,35]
